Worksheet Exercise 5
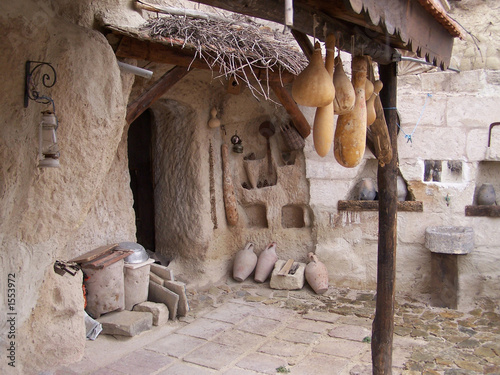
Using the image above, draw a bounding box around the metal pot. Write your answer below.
[116,242,149,264]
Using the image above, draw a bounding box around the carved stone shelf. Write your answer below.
[465,205,500,217]
[338,200,423,212]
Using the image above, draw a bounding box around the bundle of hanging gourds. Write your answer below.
[291,34,383,168]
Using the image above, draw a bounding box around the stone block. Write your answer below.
[269,260,306,290]
[466,128,490,161]
[124,260,153,310]
[98,310,152,337]
[148,281,179,320]
[309,179,351,207]
[133,301,170,326]
[397,127,466,160]
[447,96,500,129]
[306,159,361,180]
[150,263,174,281]
[163,280,189,317]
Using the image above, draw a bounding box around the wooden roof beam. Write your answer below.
[188,0,400,64]
[126,65,190,125]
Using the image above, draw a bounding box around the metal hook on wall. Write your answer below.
[24,60,57,109]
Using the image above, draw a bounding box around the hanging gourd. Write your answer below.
[292,41,335,107]
[207,107,220,128]
[333,53,355,115]
[365,79,374,102]
[313,33,336,157]
[334,55,368,168]
[366,80,383,127]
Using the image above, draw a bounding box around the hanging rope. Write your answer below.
[386,93,432,143]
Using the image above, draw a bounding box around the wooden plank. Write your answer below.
[337,200,423,212]
[291,29,314,61]
[115,36,296,84]
[269,81,311,138]
[465,205,500,217]
[372,61,398,375]
[69,243,118,263]
[126,65,190,125]
[278,259,295,275]
[82,250,133,270]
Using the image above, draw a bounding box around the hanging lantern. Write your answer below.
[231,131,243,153]
[38,111,60,168]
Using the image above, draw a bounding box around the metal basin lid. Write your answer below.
[116,242,149,263]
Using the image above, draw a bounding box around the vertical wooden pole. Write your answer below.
[372,61,398,375]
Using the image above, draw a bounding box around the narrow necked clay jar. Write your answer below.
[305,252,329,294]
[233,243,257,282]
[358,178,377,200]
[477,183,496,205]
[254,242,278,283]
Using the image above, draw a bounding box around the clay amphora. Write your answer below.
[305,252,329,294]
[233,243,257,282]
[254,242,278,283]
[477,183,496,205]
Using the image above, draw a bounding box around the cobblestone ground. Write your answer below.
[186,279,500,375]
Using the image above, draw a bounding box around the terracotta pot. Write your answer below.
[477,183,496,205]
[397,175,407,202]
[358,178,377,200]
[233,243,257,282]
[305,252,329,294]
[254,242,278,283]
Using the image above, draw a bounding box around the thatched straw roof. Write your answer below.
[140,14,307,99]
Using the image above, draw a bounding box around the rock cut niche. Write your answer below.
[244,204,268,228]
[282,204,305,228]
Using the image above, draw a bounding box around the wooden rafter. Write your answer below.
[126,65,190,125]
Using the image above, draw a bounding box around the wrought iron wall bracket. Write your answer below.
[24,60,57,108]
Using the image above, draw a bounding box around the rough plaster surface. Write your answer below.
[0,1,136,373]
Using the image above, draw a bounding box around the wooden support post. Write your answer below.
[372,61,398,375]
[126,66,189,125]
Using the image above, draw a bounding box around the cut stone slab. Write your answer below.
[149,281,179,320]
[270,260,306,290]
[133,301,170,326]
[328,324,371,342]
[184,342,244,370]
[97,310,152,337]
[149,272,164,285]
[151,263,174,281]
[164,280,189,317]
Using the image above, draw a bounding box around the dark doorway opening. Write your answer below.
[128,109,156,251]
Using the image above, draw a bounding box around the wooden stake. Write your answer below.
[372,62,398,375]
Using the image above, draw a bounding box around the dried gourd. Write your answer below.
[292,41,335,107]
[313,34,336,157]
[365,79,374,102]
[366,80,383,126]
[334,56,368,168]
[333,54,355,115]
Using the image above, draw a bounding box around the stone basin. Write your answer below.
[425,226,474,255]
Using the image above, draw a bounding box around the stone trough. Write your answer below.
[425,226,474,309]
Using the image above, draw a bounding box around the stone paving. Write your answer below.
[55,279,500,375]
